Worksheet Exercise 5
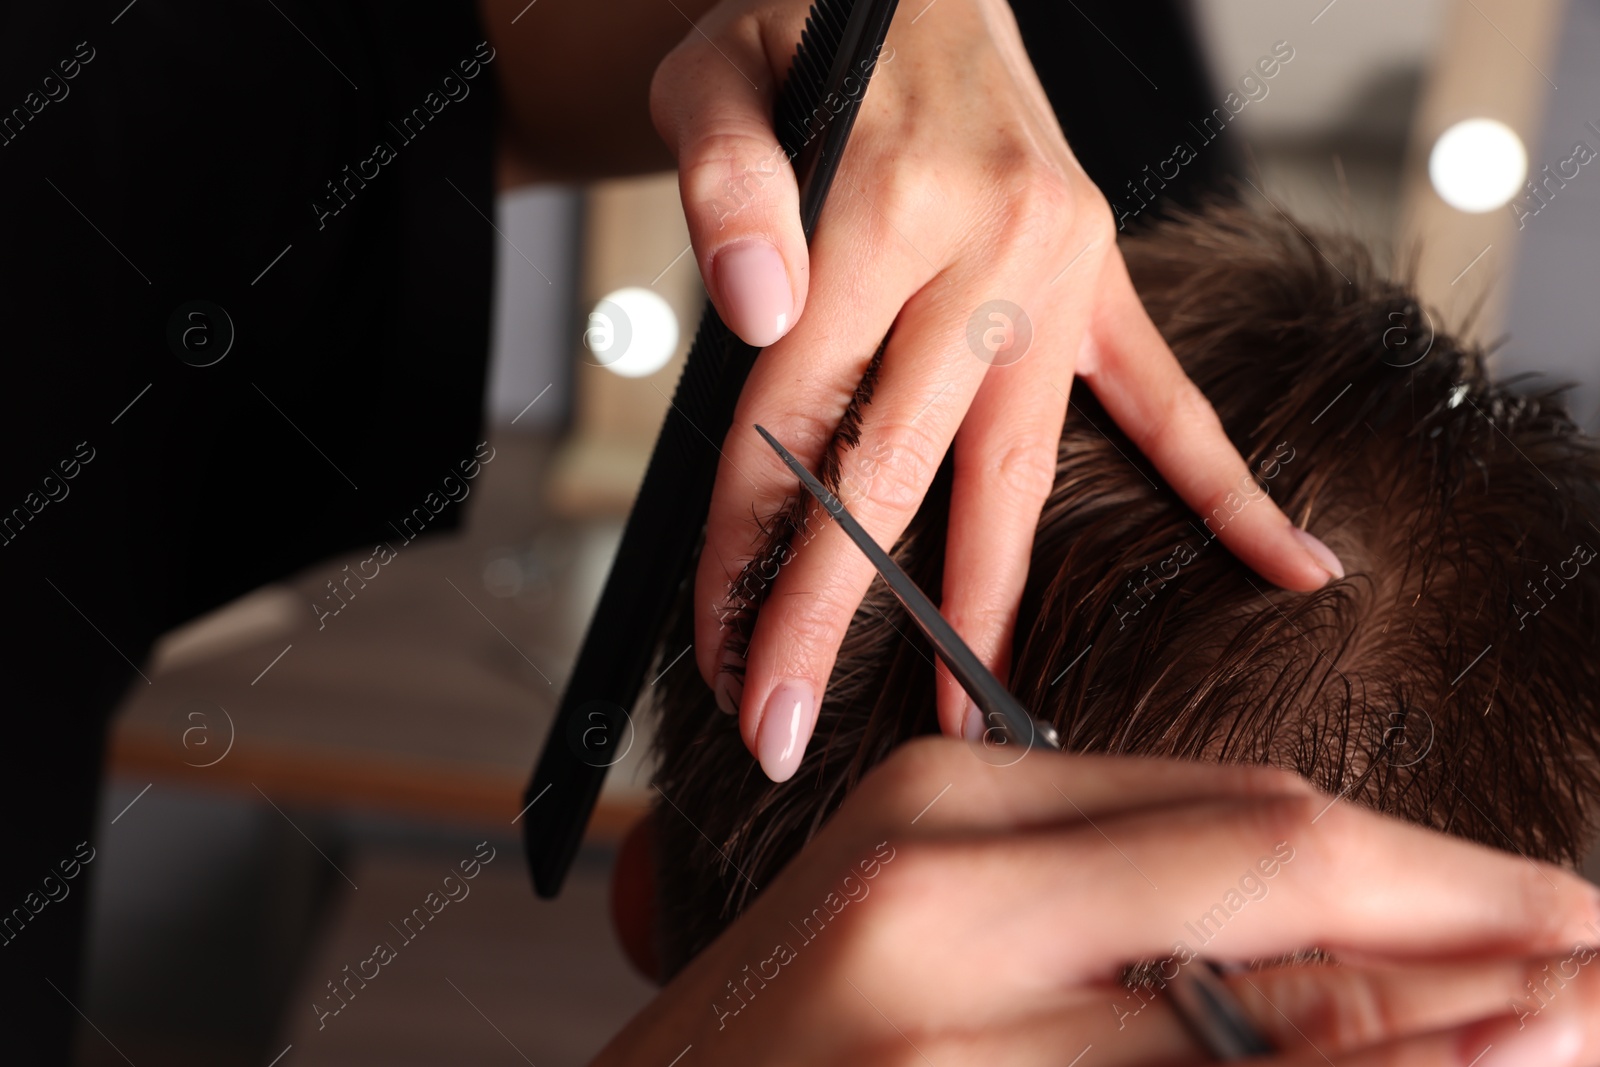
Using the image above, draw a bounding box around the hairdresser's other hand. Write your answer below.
[653,0,1345,781]
[593,741,1600,1066]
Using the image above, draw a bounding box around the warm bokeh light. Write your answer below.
[585,286,680,378]
[1428,118,1528,213]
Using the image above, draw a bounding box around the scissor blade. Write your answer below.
[754,425,1042,746]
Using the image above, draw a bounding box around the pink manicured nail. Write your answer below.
[714,240,793,348]
[1288,525,1344,581]
[756,682,815,782]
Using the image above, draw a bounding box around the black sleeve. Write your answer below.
[0,4,496,1057]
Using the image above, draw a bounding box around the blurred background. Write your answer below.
[79,0,1600,1062]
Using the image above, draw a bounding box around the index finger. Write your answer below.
[851,742,1600,966]
[1076,254,1343,592]
[862,795,1600,1002]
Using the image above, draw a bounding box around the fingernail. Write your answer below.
[1462,1012,1583,1067]
[714,240,793,348]
[961,700,985,741]
[1288,524,1344,581]
[756,682,815,782]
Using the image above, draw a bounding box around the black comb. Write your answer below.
[519,0,902,899]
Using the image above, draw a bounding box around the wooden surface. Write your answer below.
[105,431,656,842]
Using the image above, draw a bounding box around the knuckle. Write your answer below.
[944,600,1014,644]
[733,412,834,512]
[752,411,835,477]
[768,584,856,664]
[1077,189,1117,248]
[1137,379,1227,487]
[863,737,960,813]
[1243,791,1323,857]
[991,165,1077,255]
[855,425,941,516]
[679,129,783,210]
[1231,763,1319,799]
[872,162,945,233]
[849,737,978,828]
[987,438,1059,509]
[1145,375,1212,451]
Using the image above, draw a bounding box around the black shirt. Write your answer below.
[1,0,496,650]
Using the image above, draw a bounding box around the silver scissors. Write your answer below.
[756,424,1275,1061]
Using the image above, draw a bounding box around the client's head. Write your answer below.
[648,203,1600,978]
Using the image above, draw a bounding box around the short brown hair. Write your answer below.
[647,204,1600,978]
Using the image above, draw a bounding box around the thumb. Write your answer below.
[650,24,807,348]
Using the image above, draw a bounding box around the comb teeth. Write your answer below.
[673,310,738,420]
[774,0,853,159]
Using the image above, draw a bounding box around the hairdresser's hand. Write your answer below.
[596,740,1600,1067]
[653,0,1345,781]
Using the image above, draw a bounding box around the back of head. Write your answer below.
[648,203,1600,978]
